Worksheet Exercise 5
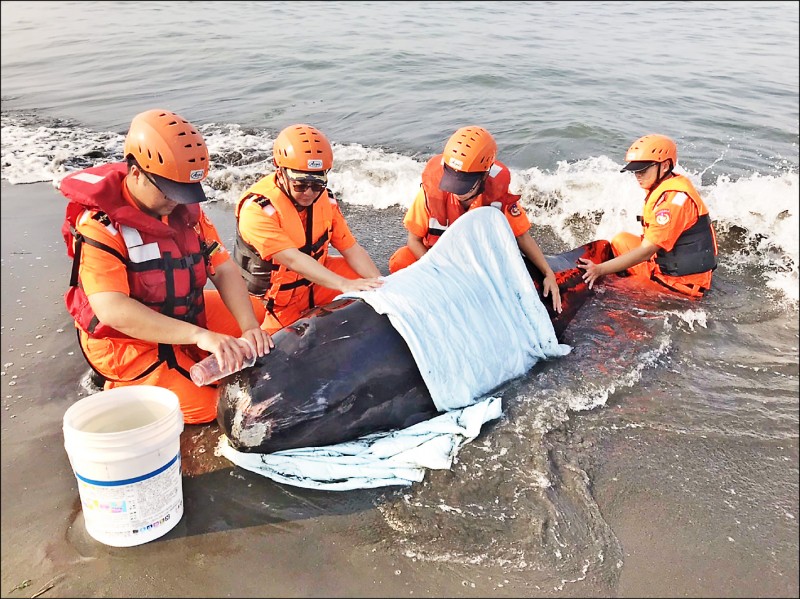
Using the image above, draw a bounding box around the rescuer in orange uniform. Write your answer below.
[234,124,383,333]
[60,109,273,424]
[578,134,717,298]
[389,125,561,313]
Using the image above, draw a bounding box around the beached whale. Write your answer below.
[217,239,612,454]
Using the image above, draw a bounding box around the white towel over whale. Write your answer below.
[219,207,571,489]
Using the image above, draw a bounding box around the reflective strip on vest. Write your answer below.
[121,225,161,263]
[70,172,105,185]
[671,192,688,207]
[428,216,447,232]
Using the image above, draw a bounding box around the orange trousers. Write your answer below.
[83,290,266,425]
[611,232,656,280]
[259,255,361,334]
[388,246,418,274]
[611,232,708,298]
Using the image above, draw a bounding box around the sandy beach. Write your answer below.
[1,180,797,598]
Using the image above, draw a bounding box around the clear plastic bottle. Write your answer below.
[189,339,257,387]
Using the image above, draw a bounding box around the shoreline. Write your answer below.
[1,181,797,598]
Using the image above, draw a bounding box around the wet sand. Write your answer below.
[1,181,797,598]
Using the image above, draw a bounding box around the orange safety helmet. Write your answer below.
[123,109,209,184]
[273,124,334,172]
[441,126,497,173]
[621,134,677,172]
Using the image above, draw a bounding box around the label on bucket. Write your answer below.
[74,453,183,547]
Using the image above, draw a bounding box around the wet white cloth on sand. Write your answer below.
[218,396,502,490]
[220,207,570,490]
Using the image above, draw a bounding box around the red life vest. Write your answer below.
[59,162,209,339]
[419,156,521,247]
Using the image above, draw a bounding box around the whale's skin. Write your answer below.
[217,240,612,454]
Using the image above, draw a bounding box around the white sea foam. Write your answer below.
[2,118,797,303]
[513,159,798,304]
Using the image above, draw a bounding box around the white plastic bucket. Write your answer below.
[63,385,185,547]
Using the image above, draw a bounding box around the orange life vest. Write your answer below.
[234,173,336,311]
[419,156,521,248]
[641,174,718,280]
[59,163,210,339]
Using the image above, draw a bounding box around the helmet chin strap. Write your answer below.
[474,175,487,198]
[276,174,296,208]
[650,161,674,190]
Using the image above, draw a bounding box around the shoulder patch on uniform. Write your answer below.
[488,163,502,178]
[244,195,275,216]
[250,194,271,207]
[509,202,521,217]
[655,209,671,225]
[91,211,111,225]
[90,211,117,235]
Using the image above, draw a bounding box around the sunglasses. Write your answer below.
[289,180,327,193]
